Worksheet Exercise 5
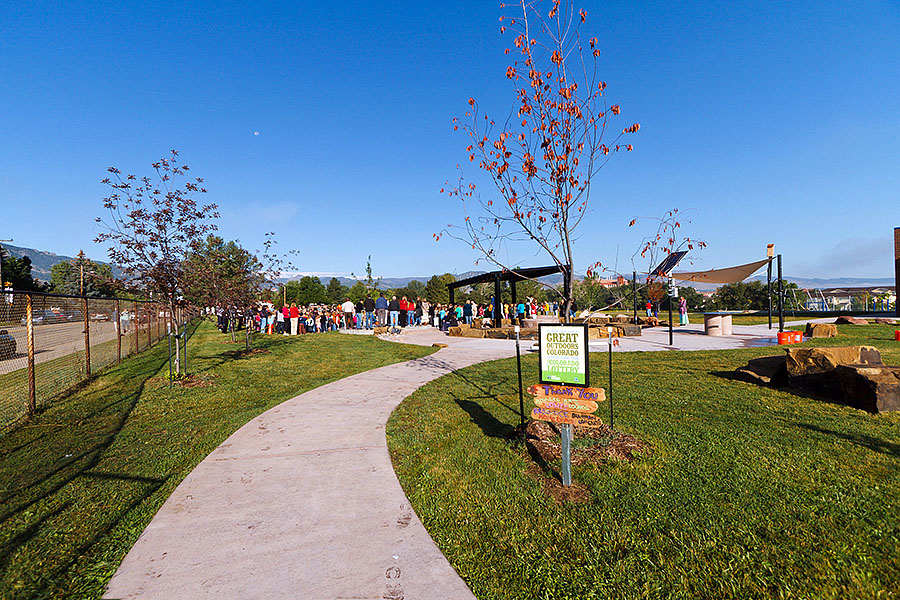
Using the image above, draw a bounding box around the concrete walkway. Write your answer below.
[105,333,514,600]
[105,321,815,599]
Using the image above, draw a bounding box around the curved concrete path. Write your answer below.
[105,320,820,599]
[105,332,514,600]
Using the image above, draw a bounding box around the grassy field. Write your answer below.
[387,323,900,599]
[0,320,435,600]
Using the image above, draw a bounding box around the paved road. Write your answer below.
[0,320,145,375]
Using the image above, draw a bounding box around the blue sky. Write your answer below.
[1,0,898,280]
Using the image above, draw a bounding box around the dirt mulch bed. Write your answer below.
[522,419,652,503]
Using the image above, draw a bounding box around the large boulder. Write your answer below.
[805,323,838,338]
[874,318,897,325]
[615,324,642,337]
[835,364,900,413]
[785,345,882,396]
[835,316,869,325]
[485,328,512,339]
[614,314,632,324]
[639,316,661,327]
[785,346,882,377]
[448,326,463,337]
[735,355,788,387]
[588,315,610,326]
[461,327,486,338]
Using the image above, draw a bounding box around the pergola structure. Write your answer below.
[447,265,570,324]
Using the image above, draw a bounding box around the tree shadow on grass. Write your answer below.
[797,423,900,458]
[453,397,516,440]
[0,348,171,596]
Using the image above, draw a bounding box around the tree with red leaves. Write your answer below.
[440,0,639,320]
[95,150,219,373]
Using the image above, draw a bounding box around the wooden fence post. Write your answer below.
[133,301,139,354]
[25,293,36,416]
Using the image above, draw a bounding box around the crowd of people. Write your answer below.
[213,292,562,336]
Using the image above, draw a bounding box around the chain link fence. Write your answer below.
[0,290,198,434]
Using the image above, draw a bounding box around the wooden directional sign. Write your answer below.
[531,406,604,428]
[534,398,598,413]
[527,384,605,403]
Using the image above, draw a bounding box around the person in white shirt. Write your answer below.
[341,299,355,329]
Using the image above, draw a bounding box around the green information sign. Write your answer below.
[538,323,590,386]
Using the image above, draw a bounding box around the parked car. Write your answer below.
[20,310,68,326]
[90,313,110,322]
[0,330,16,360]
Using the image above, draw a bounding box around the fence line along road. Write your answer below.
[0,290,197,434]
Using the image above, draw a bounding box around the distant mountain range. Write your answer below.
[1,243,123,282]
[4,243,895,291]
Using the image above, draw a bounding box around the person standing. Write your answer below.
[289,303,300,335]
[375,292,388,327]
[388,296,401,328]
[364,295,376,329]
[646,300,652,318]
[341,298,355,330]
[354,299,365,329]
[679,296,689,326]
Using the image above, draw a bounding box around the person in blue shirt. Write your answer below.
[375,292,388,327]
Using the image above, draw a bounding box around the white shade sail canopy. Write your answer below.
[672,258,771,284]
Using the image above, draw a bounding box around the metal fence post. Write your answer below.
[83,296,91,377]
[116,299,122,363]
[25,293,36,416]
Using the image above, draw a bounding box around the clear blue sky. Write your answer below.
[1,0,898,280]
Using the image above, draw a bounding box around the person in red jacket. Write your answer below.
[398,296,409,327]
[289,303,300,335]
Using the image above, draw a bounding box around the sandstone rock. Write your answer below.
[588,316,610,326]
[485,328,512,339]
[519,328,539,341]
[616,324,642,337]
[448,326,462,337]
[614,314,632,324]
[805,323,838,338]
[735,355,788,387]
[874,318,897,325]
[461,328,486,338]
[785,346,882,377]
[373,327,388,335]
[432,343,448,348]
[639,316,661,327]
[836,364,900,413]
[835,316,869,325]
[785,346,883,396]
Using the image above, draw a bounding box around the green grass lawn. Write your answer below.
[387,323,900,599]
[0,320,435,600]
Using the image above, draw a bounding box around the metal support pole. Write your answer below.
[560,423,572,486]
[146,303,151,349]
[777,254,784,332]
[608,326,614,430]
[515,326,524,434]
[167,321,173,387]
[668,281,674,346]
[493,275,502,325]
[25,293,36,416]
[116,299,122,363]
[133,301,139,354]
[632,271,637,323]
[83,296,90,376]
[767,259,773,329]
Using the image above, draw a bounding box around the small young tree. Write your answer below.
[439,0,640,320]
[95,150,218,373]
